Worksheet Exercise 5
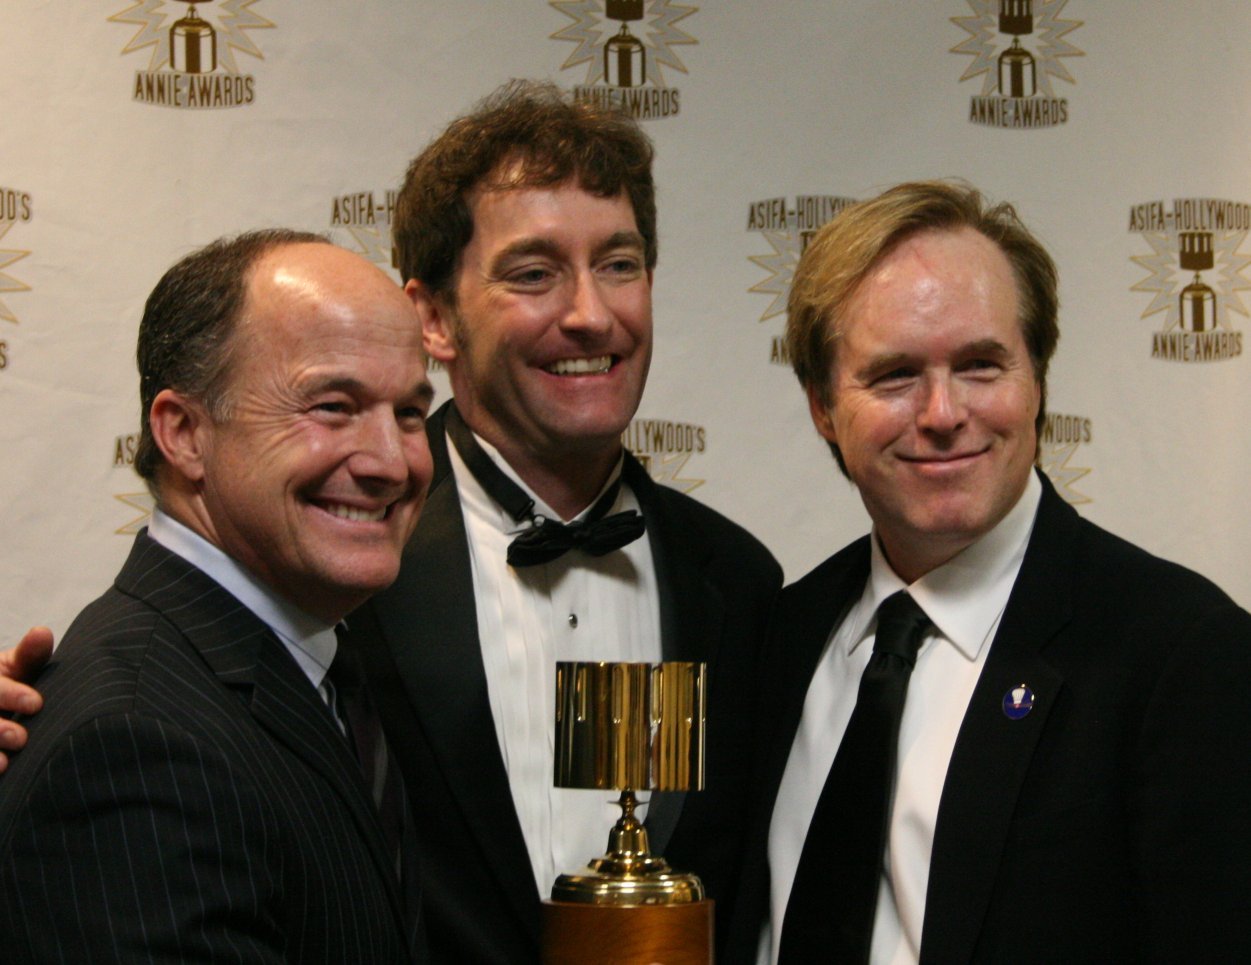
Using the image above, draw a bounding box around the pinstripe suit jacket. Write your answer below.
[0,533,421,964]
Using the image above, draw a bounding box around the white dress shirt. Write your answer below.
[760,471,1042,965]
[448,431,663,896]
[147,509,339,700]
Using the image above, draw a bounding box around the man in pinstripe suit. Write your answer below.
[0,229,433,962]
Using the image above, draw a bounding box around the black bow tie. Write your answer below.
[444,404,646,568]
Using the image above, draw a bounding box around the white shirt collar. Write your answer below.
[146,508,338,688]
[448,426,628,536]
[846,469,1043,661]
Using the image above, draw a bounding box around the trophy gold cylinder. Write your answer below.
[541,662,712,965]
[997,39,1036,98]
[170,5,217,74]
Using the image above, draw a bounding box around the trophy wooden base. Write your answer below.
[540,899,713,965]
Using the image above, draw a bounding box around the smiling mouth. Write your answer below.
[903,448,988,465]
[319,502,389,523]
[544,355,614,376]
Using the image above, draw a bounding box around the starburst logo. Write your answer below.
[622,417,705,493]
[1038,411,1092,505]
[110,0,273,109]
[0,186,33,326]
[746,193,857,366]
[112,432,153,534]
[330,188,399,272]
[115,492,157,535]
[951,0,1082,128]
[1129,197,1250,363]
[550,1,696,120]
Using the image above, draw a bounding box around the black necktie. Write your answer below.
[328,631,408,879]
[444,402,646,567]
[778,590,931,965]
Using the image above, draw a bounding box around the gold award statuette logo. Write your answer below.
[951,0,1082,129]
[550,1,696,121]
[110,0,273,109]
[1130,198,1251,363]
[1038,411,1092,505]
[622,417,706,494]
[746,194,858,365]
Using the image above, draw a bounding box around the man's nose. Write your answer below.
[559,270,613,335]
[349,410,410,485]
[916,374,967,433]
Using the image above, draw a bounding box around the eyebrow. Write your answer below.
[961,338,1012,356]
[302,375,436,403]
[489,230,646,273]
[856,339,1012,377]
[412,379,436,405]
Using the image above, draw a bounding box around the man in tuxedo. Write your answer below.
[734,181,1251,964]
[0,230,433,962]
[347,80,781,963]
[0,83,781,962]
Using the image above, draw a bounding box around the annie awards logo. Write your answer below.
[109,0,273,109]
[0,186,32,328]
[745,193,857,366]
[1039,410,1092,505]
[622,417,706,493]
[1129,198,1250,363]
[951,0,1082,129]
[550,1,696,120]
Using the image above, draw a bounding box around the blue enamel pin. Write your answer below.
[1002,684,1035,720]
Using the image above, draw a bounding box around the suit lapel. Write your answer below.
[729,538,870,958]
[628,455,721,665]
[626,455,719,853]
[114,534,407,931]
[360,403,541,927]
[767,543,869,809]
[920,475,1077,963]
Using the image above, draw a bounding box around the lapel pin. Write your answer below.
[1002,683,1035,720]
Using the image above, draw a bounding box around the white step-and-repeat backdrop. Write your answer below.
[3,1,1248,645]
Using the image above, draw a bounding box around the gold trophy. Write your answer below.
[541,662,712,965]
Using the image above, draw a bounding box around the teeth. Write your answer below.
[546,356,612,376]
[325,503,386,522]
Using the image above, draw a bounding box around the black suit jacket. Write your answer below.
[0,534,420,963]
[350,401,782,964]
[731,473,1251,964]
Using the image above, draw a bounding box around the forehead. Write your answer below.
[465,180,639,244]
[242,243,423,359]
[841,227,1021,343]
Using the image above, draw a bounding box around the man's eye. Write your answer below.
[396,406,428,427]
[313,401,350,414]
[874,368,915,385]
[511,267,552,285]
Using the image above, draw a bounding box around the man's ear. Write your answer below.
[807,384,838,445]
[405,279,457,364]
[148,389,211,485]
